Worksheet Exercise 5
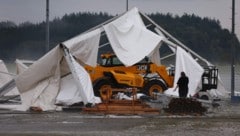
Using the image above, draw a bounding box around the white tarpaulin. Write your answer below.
[16,46,62,93]
[0,60,12,87]
[15,44,101,111]
[56,74,83,106]
[0,60,19,96]
[208,76,229,98]
[15,29,103,111]
[164,46,204,97]
[15,46,62,111]
[149,43,161,65]
[15,59,32,74]
[63,28,101,67]
[0,60,19,110]
[104,7,163,66]
[62,48,101,105]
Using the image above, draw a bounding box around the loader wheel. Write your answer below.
[143,80,166,97]
[200,95,209,100]
[93,79,112,101]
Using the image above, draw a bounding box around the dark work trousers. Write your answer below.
[179,88,188,98]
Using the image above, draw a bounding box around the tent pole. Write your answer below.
[162,39,177,49]
[99,42,110,48]
[140,12,212,66]
[160,53,176,61]
[0,71,16,76]
[231,0,235,99]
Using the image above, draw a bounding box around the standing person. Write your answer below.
[174,71,189,98]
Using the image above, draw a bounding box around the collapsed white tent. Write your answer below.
[0,60,19,96]
[141,11,229,98]
[13,7,228,111]
[14,7,165,111]
[14,46,101,111]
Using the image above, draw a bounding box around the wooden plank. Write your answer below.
[97,103,149,107]
[83,109,160,115]
[82,99,160,115]
[94,106,148,111]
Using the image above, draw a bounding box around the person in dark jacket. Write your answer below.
[174,71,189,98]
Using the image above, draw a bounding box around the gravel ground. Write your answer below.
[0,99,240,136]
[0,112,240,136]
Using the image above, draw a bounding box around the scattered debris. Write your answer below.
[29,106,43,112]
[83,99,160,115]
[164,98,207,115]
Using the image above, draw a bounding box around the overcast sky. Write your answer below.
[0,0,239,38]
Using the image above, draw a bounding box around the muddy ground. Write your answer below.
[0,99,240,136]
[0,113,240,136]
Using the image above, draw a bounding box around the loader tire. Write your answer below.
[93,79,112,101]
[143,80,166,97]
[200,95,209,100]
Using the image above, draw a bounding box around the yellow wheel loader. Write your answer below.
[84,53,174,100]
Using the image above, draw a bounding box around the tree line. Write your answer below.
[0,12,239,63]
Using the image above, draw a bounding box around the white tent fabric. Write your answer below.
[103,7,163,66]
[17,76,60,111]
[55,66,101,106]
[13,17,102,111]
[208,76,229,98]
[15,44,101,111]
[56,74,83,106]
[3,85,19,96]
[15,30,103,111]
[16,46,62,93]
[0,60,19,96]
[0,60,19,110]
[0,60,12,87]
[164,46,204,97]
[15,59,32,74]
[15,46,62,111]
[63,28,101,67]
[149,43,161,65]
[63,50,101,105]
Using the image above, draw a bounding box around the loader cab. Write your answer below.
[100,54,151,67]
[100,53,123,67]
